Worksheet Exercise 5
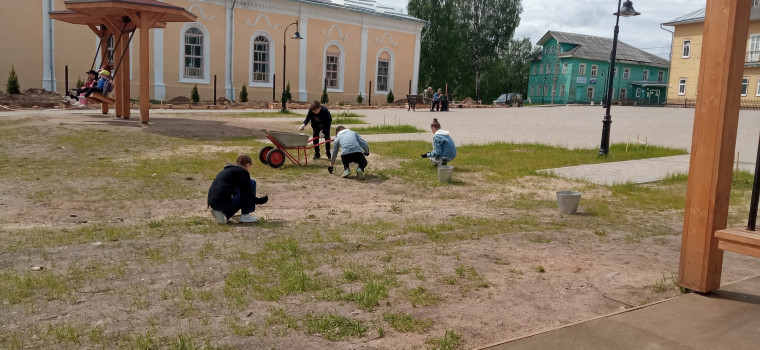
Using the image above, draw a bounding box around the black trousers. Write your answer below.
[311,122,332,155]
[431,100,440,111]
[341,152,367,171]
[82,87,103,98]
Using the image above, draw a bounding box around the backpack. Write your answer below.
[101,79,114,96]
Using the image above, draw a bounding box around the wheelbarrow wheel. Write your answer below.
[258,146,274,164]
[266,148,286,168]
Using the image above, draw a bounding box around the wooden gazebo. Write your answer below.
[50,0,196,123]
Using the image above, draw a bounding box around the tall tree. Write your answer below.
[480,38,534,103]
[456,0,522,101]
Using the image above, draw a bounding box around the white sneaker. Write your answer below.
[357,168,365,180]
[240,213,259,223]
[211,209,227,224]
[341,169,351,178]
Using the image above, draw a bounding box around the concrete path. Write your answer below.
[481,274,760,350]
[543,155,694,185]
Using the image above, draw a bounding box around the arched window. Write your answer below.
[375,48,394,94]
[184,28,204,79]
[323,41,345,92]
[249,32,275,87]
[179,23,210,83]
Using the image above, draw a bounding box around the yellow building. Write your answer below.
[663,4,760,104]
[0,0,425,103]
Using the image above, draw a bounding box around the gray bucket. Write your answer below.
[556,191,581,214]
[438,165,454,183]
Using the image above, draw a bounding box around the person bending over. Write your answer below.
[207,154,268,224]
[421,118,457,166]
[299,101,333,160]
[329,126,370,179]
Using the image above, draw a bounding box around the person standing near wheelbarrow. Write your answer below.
[207,154,269,224]
[299,101,332,160]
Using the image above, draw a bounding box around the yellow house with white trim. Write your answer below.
[0,0,425,103]
[663,4,760,103]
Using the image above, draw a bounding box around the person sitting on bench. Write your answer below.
[65,69,98,103]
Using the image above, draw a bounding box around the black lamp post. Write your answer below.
[281,21,303,112]
[599,0,640,156]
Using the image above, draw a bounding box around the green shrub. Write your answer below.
[239,85,248,102]
[75,77,85,89]
[284,81,292,103]
[6,66,20,94]
[356,93,363,105]
[190,84,200,104]
[320,84,329,104]
[386,89,394,104]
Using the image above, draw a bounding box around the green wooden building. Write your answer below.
[528,31,669,105]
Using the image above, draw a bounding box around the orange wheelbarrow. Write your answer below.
[258,129,333,168]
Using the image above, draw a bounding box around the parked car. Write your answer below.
[493,93,523,107]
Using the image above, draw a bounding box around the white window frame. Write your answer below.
[543,85,548,96]
[749,34,760,62]
[614,67,618,77]
[742,77,749,96]
[756,77,760,96]
[642,69,649,81]
[578,63,586,76]
[249,31,275,87]
[620,88,627,100]
[179,23,211,84]
[323,41,345,92]
[559,84,565,97]
[635,89,641,98]
[374,48,394,94]
[549,46,554,54]
[530,85,535,96]
[678,78,687,95]
[682,39,691,58]
[590,65,598,77]
[657,71,664,83]
[623,68,630,79]
[532,64,537,75]
[562,63,568,74]
[586,86,594,99]
[539,64,544,74]
[546,64,551,74]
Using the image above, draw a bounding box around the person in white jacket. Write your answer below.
[329,126,370,179]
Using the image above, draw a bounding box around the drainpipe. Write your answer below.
[42,0,56,91]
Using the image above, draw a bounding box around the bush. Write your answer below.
[6,66,20,94]
[239,84,248,102]
[284,82,292,103]
[386,89,394,104]
[191,84,200,104]
[356,93,363,105]
[320,84,329,104]
[75,77,85,89]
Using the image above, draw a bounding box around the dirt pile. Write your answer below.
[0,88,63,108]
[167,95,192,104]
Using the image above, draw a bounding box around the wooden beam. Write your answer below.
[678,0,752,293]
[120,30,131,119]
[138,12,162,123]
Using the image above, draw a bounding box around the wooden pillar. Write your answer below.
[120,31,131,119]
[100,34,110,115]
[140,17,151,123]
[678,0,751,293]
[114,30,123,118]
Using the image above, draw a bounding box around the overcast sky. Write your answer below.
[382,0,705,60]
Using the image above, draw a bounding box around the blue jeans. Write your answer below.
[224,179,257,218]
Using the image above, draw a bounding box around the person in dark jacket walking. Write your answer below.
[299,101,332,159]
[207,154,268,224]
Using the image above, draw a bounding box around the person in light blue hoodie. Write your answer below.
[330,126,370,179]
[421,118,456,166]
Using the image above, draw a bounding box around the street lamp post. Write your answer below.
[599,0,640,156]
[281,21,303,112]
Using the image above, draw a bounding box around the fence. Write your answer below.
[667,98,760,110]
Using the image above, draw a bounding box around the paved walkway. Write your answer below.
[481,274,760,350]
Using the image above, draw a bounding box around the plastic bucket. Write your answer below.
[438,165,454,183]
[556,191,581,214]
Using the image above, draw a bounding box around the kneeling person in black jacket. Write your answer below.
[207,154,268,224]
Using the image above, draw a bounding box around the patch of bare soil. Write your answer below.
[0,88,64,108]
[1,112,759,349]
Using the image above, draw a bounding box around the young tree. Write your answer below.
[386,89,395,104]
[356,93,363,105]
[75,77,85,89]
[6,66,20,94]
[284,82,292,103]
[320,84,329,104]
[191,84,200,104]
[239,85,248,102]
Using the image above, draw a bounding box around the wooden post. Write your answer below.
[678,0,751,293]
[139,16,150,123]
[114,30,123,118]
[120,31,131,119]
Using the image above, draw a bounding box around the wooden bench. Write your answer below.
[87,92,115,115]
[406,94,424,111]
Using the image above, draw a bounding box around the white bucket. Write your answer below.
[556,191,581,214]
[438,165,454,183]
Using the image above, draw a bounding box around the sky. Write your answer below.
[380,0,705,59]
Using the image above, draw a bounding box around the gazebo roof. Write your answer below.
[50,0,196,29]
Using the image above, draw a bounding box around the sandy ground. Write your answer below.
[1,109,760,349]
